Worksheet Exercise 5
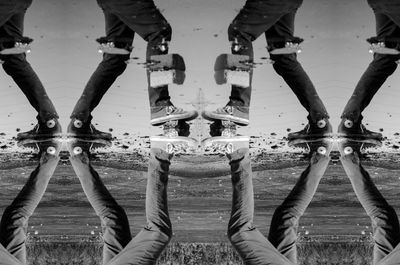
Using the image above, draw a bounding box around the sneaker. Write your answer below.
[17,118,62,141]
[288,118,332,141]
[337,119,382,140]
[67,119,112,141]
[202,105,249,126]
[150,105,198,126]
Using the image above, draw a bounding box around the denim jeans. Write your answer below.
[0,0,58,123]
[0,151,60,265]
[69,148,172,265]
[70,0,173,123]
[341,0,400,122]
[340,153,400,265]
[226,149,330,265]
[227,0,329,123]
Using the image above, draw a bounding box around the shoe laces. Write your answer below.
[166,106,177,115]
[223,105,234,115]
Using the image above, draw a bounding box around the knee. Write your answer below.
[98,54,129,75]
[370,205,399,227]
[1,54,29,72]
[1,206,29,228]
[270,54,301,72]
[370,54,400,74]
[227,221,255,240]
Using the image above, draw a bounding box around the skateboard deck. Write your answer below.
[148,54,186,88]
[214,54,252,88]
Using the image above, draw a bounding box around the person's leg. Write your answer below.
[103,148,172,265]
[226,148,296,265]
[0,1,60,138]
[340,150,400,265]
[69,8,134,138]
[68,145,132,264]
[0,142,60,264]
[265,12,329,134]
[224,0,304,123]
[267,147,330,262]
[95,0,197,127]
[340,1,400,137]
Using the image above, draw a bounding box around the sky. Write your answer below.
[0,0,399,139]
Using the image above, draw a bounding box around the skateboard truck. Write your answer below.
[96,37,133,55]
[148,54,186,88]
[214,54,253,88]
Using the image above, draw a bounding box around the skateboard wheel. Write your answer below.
[344,120,353,128]
[317,146,327,155]
[344,146,353,155]
[317,119,326,128]
[73,146,83,155]
[46,119,56,128]
[46,146,56,155]
[73,119,83,128]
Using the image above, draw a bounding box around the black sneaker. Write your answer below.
[288,118,332,141]
[67,119,112,141]
[17,118,62,141]
[337,119,382,140]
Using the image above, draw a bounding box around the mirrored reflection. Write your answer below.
[339,141,400,265]
[67,140,173,265]
[0,140,61,265]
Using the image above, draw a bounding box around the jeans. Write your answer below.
[0,150,60,265]
[70,0,173,123]
[341,0,400,122]
[69,148,172,265]
[227,0,329,123]
[0,0,58,123]
[226,149,330,265]
[340,153,400,265]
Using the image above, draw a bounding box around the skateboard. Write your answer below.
[201,120,249,153]
[150,120,198,153]
[147,54,186,88]
[367,37,400,55]
[0,36,32,56]
[214,54,252,88]
[96,36,133,55]
[267,37,303,55]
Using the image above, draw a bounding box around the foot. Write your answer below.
[150,105,198,126]
[337,119,382,140]
[67,119,112,141]
[202,105,249,126]
[288,118,332,141]
[17,118,62,141]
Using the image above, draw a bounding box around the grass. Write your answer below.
[24,239,375,265]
